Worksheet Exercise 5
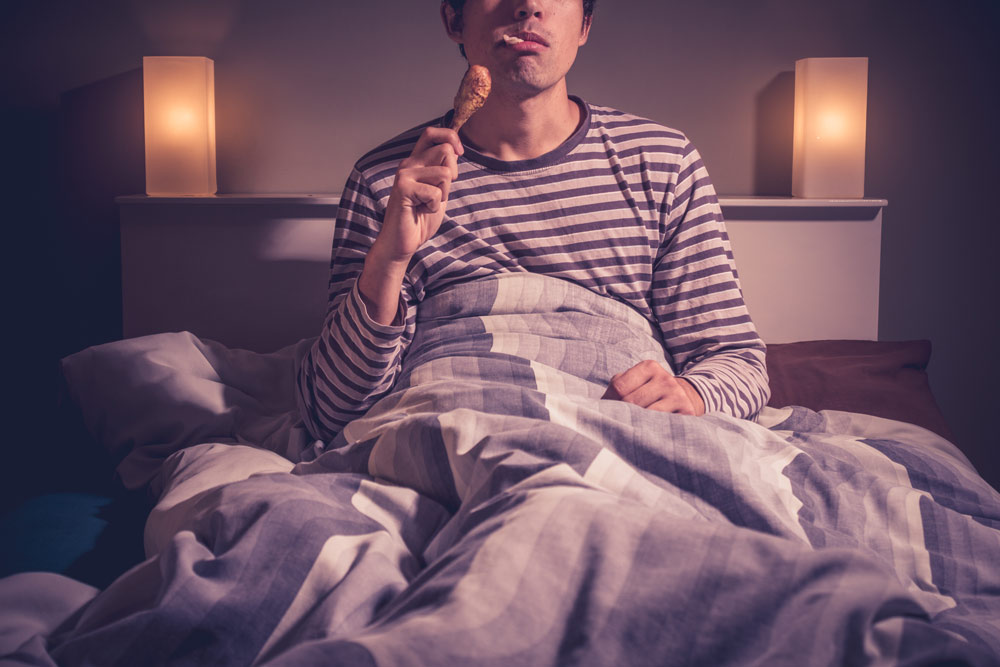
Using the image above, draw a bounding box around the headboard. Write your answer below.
[116,194,887,353]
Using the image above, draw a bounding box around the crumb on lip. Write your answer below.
[502,34,525,44]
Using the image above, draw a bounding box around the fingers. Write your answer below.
[376,127,462,264]
[400,143,459,178]
[411,127,464,166]
[396,165,454,207]
[603,360,697,414]
[625,382,693,414]
[422,143,459,181]
[398,128,461,204]
[647,397,697,416]
[406,181,445,214]
[604,359,660,400]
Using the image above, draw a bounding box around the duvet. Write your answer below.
[1,273,998,666]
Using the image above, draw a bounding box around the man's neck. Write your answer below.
[458,82,582,162]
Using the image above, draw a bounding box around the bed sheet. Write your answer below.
[1,272,998,666]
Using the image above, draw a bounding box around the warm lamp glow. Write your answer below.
[817,110,848,140]
[166,107,198,134]
[143,56,217,195]
[792,57,868,198]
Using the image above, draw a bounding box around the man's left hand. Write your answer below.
[602,360,706,416]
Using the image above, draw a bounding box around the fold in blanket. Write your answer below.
[2,273,999,665]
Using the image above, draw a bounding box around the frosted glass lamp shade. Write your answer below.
[143,56,217,195]
[792,57,868,198]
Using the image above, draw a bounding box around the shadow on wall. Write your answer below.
[1,69,144,511]
[55,67,145,360]
[120,200,336,354]
[753,71,795,196]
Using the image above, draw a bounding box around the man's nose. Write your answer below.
[514,0,543,20]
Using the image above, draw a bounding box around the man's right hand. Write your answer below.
[359,127,463,325]
[378,127,462,262]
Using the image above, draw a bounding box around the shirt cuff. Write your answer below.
[348,278,407,340]
[678,373,721,414]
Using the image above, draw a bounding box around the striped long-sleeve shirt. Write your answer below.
[296,98,770,442]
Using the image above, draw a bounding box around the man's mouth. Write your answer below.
[501,31,549,47]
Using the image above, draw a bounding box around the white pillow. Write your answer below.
[59,331,319,489]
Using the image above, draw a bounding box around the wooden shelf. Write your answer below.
[115,194,341,205]
[117,194,887,209]
[718,196,887,208]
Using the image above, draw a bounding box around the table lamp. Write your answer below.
[142,56,217,196]
[792,57,868,198]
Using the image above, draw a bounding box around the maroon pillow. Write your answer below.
[765,339,955,442]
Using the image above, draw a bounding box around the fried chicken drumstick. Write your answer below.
[449,65,491,132]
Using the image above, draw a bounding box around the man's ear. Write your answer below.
[579,14,592,46]
[441,2,464,45]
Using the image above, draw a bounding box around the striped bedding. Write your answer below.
[2,272,999,665]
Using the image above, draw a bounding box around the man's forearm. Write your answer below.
[357,248,409,326]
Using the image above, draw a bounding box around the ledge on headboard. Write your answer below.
[717,196,888,208]
[115,194,342,205]
[117,194,887,208]
[718,196,887,222]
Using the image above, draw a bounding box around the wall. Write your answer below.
[2,0,997,499]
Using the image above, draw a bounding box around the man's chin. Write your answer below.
[496,68,564,98]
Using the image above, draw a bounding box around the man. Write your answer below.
[297,0,769,442]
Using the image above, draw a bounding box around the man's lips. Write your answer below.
[500,31,549,47]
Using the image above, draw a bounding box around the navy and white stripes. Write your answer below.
[297,98,770,441]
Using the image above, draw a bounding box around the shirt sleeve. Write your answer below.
[651,139,771,420]
[295,167,416,442]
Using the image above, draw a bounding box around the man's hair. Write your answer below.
[443,0,596,59]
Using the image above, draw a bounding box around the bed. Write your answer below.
[1,205,998,665]
[1,272,997,665]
